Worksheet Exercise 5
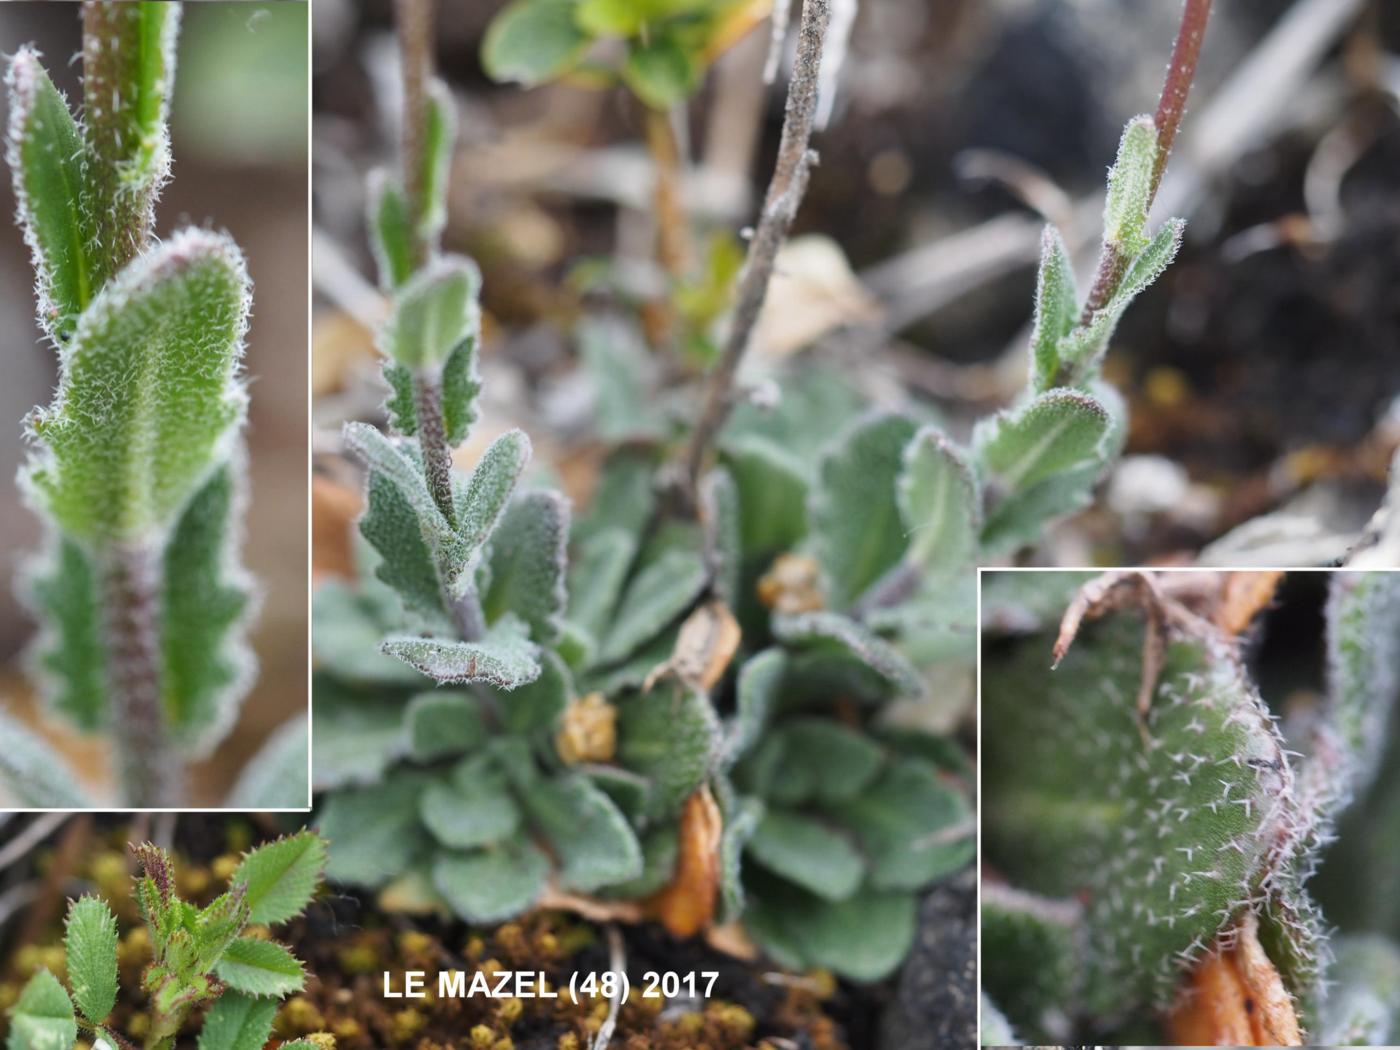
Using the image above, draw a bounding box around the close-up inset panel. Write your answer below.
[0,1,310,810]
[980,568,1400,1047]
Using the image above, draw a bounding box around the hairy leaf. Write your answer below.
[617,685,722,822]
[342,423,458,566]
[772,611,924,700]
[720,436,809,558]
[0,708,90,808]
[20,536,105,731]
[432,839,550,923]
[360,469,447,623]
[1102,116,1158,257]
[24,229,251,541]
[1029,225,1078,392]
[975,389,1111,495]
[483,490,569,643]
[311,579,424,686]
[600,548,708,664]
[195,991,277,1050]
[383,333,481,445]
[454,429,532,575]
[417,79,456,244]
[367,169,412,290]
[498,647,571,734]
[379,256,479,372]
[161,462,253,753]
[309,678,410,790]
[421,757,521,849]
[64,897,118,1025]
[318,773,432,888]
[723,648,786,768]
[811,413,919,609]
[747,811,864,901]
[226,717,308,809]
[524,773,643,892]
[406,691,486,761]
[746,881,917,983]
[381,615,541,688]
[213,938,304,999]
[5,49,95,340]
[6,969,76,1050]
[980,885,1082,1041]
[232,831,326,925]
[898,427,980,574]
[568,528,637,644]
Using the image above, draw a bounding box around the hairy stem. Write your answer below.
[81,1,162,281]
[413,370,455,522]
[394,0,434,268]
[449,589,486,643]
[103,541,177,808]
[1079,0,1213,323]
[680,0,831,503]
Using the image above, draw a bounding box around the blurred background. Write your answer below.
[0,3,309,804]
[312,0,1399,571]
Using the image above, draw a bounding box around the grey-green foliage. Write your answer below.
[980,570,1400,1042]
[0,4,301,809]
[5,835,325,1050]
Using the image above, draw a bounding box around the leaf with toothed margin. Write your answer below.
[897,427,980,575]
[231,831,327,926]
[1028,225,1078,393]
[432,838,551,924]
[343,423,462,571]
[772,611,924,700]
[381,614,541,688]
[213,939,305,999]
[417,79,456,243]
[383,334,481,446]
[6,969,76,1050]
[5,48,97,340]
[0,707,91,808]
[810,413,919,610]
[22,229,251,542]
[378,256,479,372]
[367,170,413,290]
[196,991,277,1050]
[451,429,532,585]
[982,602,1301,1014]
[64,896,118,1026]
[20,536,104,732]
[160,463,254,755]
[482,490,569,643]
[359,469,447,622]
[599,548,708,665]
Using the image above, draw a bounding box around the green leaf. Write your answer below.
[980,885,1081,1042]
[571,450,657,546]
[161,462,253,752]
[898,427,980,574]
[1102,116,1158,257]
[5,49,96,340]
[406,691,487,761]
[421,757,522,849]
[196,991,277,1050]
[81,0,180,278]
[309,676,410,790]
[723,649,786,768]
[342,424,458,565]
[578,318,665,443]
[367,170,413,290]
[622,35,697,109]
[383,334,482,446]
[599,826,678,899]
[568,528,637,644]
[379,256,479,373]
[227,717,309,809]
[482,0,588,87]
[232,831,326,925]
[975,389,1111,495]
[746,882,917,983]
[64,897,118,1025]
[24,229,251,541]
[381,615,541,688]
[360,470,447,623]
[0,708,90,808]
[454,429,533,571]
[772,611,924,700]
[213,938,305,999]
[193,890,252,972]
[318,773,432,888]
[1028,225,1078,392]
[524,773,643,892]
[600,548,708,664]
[417,79,456,244]
[432,839,550,923]
[747,811,864,901]
[617,685,722,821]
[811,413,919,609]
[1326,571,1400,797]
[498,648,572,734]
[482,490,569,643]
[19,537,105,731]
[311,579,424,687]
[6,970,76,1050]
[753,718,883,806]
[829,758,973,890]
[720,436,809,558]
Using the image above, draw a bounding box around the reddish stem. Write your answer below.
[1150,0,1213,200]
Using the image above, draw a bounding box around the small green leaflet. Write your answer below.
[64,896,118,1025]
[897,427,980,574]
[212,938,305,998]
[379,256,479,372]
[6,969,76,1050]
[231,831,327,925]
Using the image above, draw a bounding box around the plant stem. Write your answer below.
[102,542,177,808]
[413,370,456,522]
[394,0,434,269]
[680,0,831,504]
[1079,0,1213,323]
